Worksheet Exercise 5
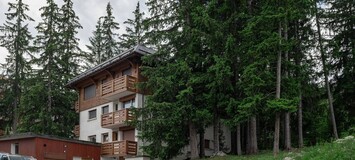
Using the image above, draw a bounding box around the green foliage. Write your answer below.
[119,2,147,49]
[267,98,298,112]
[86,2,120,65]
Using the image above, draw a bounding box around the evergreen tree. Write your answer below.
[325,0,355,134]
[59,0,83,80]
[19,0,77,137]
[86,2,120,65]
[86,18,104,66]
[119,2,146,50]
[101,2,120,61]
[0,0,34,133]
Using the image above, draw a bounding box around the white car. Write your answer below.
[0,154,33,160]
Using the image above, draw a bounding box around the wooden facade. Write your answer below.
[0,133,101,160]
[74,59,142,112]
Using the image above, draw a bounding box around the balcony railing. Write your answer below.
[101,75,137,99]
[101,140,137,156]
[101,109,134,128]
[74,125,80,137]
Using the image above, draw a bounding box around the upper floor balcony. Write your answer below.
[101,109,134,129]
[74,125,80,137]
[101,75,138,100]
[101,140,137,157]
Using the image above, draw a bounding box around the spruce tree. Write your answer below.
[119,2,146,50]
[20,0,77,137]
[86,18,105,66]
[86,3,120,65]
[59,0,83,80]
[101,2,120,61]
[0,0,34,133]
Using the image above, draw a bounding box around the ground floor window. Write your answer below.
[88,135,96,142]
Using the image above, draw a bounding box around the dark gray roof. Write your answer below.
[0,132,100,146]
[67,45,155,87]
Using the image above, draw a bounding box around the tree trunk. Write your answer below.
[246,119,251,154]
[284,19,292,151]
[189,123,198,159]
[213,114,220,153]
[237,124,242,155]
[273,21,282,156]
[250,116,258,154]
[314,0,338,139]
[298,92,303,148]
[199,130,205,158]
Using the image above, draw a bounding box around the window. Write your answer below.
[102,133,109,142]
[122,67,132,76]
[112,131,118,141]
[84,84,96,100]
[122,99,135,109]
[102,105,109,114]
[88,135,96,142]
[114,103,119,111]
[11,143,19,154]
[88,109,97,119]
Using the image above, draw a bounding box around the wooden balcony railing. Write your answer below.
[74,125,80,137]
[101,140,137,156]
[101,75,137,97]
[74,100,79,113]
[101,109,134,128]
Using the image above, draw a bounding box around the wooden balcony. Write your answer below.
[101,109,134,129]
[74,100,79,113]
[101,140,137,157]
[101,75,137,100]
[74,125,80,137]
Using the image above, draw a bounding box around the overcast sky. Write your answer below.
[0,0,148,64]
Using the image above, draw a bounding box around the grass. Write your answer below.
[206,136,355,160]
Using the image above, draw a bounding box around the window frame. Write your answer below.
[102,133,109,143]
[122,99,135,109]
[102,105,109,115]
[88,109,97,120]
[84,84,96,100]
[88,135,96,142]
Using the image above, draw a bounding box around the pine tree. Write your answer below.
[325,0,355,134]
[59,0,83,80]
[119,2,146,50]
[314,0,338,139]
[20,0,77,137]
[0,0,34,133]
[101,2,120,61]
[86,3,120,65]
[86,18,104,66]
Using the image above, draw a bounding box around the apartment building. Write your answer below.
[67,45,231,160]
[67,45,153,160]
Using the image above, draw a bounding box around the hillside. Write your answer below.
[207,136,355,160]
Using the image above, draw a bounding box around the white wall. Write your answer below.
[79,102,115,143]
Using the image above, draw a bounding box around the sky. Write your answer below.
[0,0,148,65]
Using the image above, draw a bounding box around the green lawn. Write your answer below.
[206,136,355,160]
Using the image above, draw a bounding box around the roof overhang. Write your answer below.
[66,45,155,88]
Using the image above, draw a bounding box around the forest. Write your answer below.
[0,0,354,159]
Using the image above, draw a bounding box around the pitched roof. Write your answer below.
[66,45,155,87]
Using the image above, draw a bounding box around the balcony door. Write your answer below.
[122,129,135,141]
